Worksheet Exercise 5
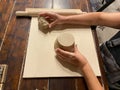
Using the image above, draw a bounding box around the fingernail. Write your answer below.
[49,25,51,28]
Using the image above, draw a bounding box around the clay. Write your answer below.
[56,33,75,52]
[38,16,49,30]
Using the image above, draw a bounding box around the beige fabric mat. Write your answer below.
[23,17,101,78]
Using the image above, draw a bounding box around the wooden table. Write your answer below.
[0,0,108,90]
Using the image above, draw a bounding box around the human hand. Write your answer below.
[55,45,88,69]
[39,12,66,28]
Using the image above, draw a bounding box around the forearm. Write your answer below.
[63,12,120,29]
[81,63,103,90]
[64,12,100,26]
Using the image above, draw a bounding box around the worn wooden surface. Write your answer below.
[0,0,108,90]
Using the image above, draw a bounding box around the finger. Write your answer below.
[57,53,66,60]
[74,45,79,52]
[56,48,74,58]
[57,53,77,66]
[39,12,48,17]
[56,49,68,59]
[56,51,71,62]
[74,45,83,55]
[57,52,73,63]
[49,20,57,28]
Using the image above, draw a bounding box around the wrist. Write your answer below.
[80,63,90,75]
[79,61,89,69]
[61,16,70,24]
[77,56,88,68]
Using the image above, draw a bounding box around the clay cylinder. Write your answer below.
[56,33,75,52]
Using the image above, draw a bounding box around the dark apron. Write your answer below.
[100,31,120,90]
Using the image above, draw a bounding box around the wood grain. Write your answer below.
[0,0,48,90]
[0,0,34,90]
[0,0,15,45]
[49,78,76,90]
[20,0,51,90]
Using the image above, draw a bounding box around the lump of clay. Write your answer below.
[38,16,49,30]
[56,33,75,52]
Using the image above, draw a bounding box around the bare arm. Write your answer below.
[81,63,103,90]
[55,45,103,90]
[64,12,120,29]
[40,12,120,29]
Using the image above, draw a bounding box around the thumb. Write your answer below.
[74,45,79,52]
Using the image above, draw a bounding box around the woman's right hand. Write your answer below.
[39,12,66,28]
[55,45,88,69]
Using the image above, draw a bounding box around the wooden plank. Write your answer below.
[0,0,46,90]
[20,79,48,90]
[0,0,34,89]
[19,0,52,90]
[75,78,88,90]
[0,0,15,45]
[49,78,76,90]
